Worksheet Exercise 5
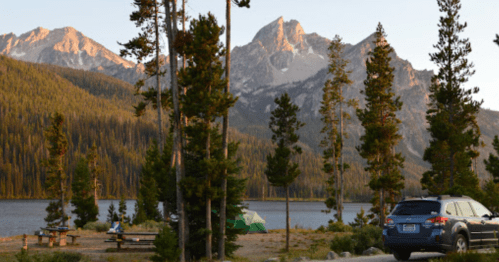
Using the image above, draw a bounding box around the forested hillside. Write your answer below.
[0,55,424,201]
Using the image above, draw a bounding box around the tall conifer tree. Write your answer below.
[177,13,237,260]
[219,1,250,259]
[163,1,187,260]
[356,23,404,227]
[265,92,304,252]
[120,0,167,153]
[421,0,482,195]
[43,112,69,227]
[86,142,102,208]
[71,157,98,228]
[320,35,354,222]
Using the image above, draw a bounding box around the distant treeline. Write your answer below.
[0,56,424,201]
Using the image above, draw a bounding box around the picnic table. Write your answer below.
[38,227,75,247]
[105,232,158,250]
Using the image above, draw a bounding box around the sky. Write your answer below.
[2,0,499,110]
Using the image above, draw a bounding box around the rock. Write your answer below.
[362,247,383,256]
[264,258,279,262]
[292,257,309,262]
[339,252,351,258]
[326,251,339,259]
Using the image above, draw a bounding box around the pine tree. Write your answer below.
[265,92,305,252]
[43,112,69,227]
[485,136,499,183]
[421,0,482,195]
[135,142,163,224]
[71,157,98,228]
[86,142,102,208]
[176,13,236,260]
[120,0,167,152]
[107,201,119,223]
[163,1,186,260]
[219,1,250,259]
[118,194,130,224]
[320,35,354,222]
[356,23,405,227]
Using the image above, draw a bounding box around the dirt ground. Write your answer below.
[0,229,339,262]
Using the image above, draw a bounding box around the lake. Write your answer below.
[0,200,371,237]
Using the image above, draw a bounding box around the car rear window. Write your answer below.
[392,201,441,216]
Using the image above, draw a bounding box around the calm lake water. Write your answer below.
[0,200,371,238]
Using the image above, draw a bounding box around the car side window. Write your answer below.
[457,201,476,217]
[445,202,458,216]
[470,201,492,218]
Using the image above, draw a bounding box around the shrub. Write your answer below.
[330,234,355,254]
[351,225,384,254]
[329,225,384,255]
[15,250,89,262]
[315,225,327,233]
[82,221,110,232]
[327,220,352,232]
[150,225,181,262]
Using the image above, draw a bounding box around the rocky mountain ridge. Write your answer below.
[2,19,499,182]
[0,27,134,71]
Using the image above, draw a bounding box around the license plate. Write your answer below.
[403,224,416,232]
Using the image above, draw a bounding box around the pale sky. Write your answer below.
[2,0,499,110]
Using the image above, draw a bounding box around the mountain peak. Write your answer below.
[0,27,135,70]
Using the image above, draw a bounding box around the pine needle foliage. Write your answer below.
[43,112,69,227]
[320,35,355,222]
[356,23,405,226]
[421,0,482,196]
[71,157,98,228]
[265,92,305,252]
[134,142,163,224]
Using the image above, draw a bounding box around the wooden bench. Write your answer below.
[105,232,157,251]
[67,234,81,245]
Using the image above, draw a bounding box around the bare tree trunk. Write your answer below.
[339,88,344,222]
[94,177,98,208]
[285,185,290,252]
[380,188,385,227]
[218,0,231,260]
[206,119,212,260]
[154,0,163,154]
[164,1,185,261]
[60,171,65,227]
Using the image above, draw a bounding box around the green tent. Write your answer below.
[228,209,268,234]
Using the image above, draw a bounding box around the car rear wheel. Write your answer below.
[453,234,467,253]
[393,249,411,261]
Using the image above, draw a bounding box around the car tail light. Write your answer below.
[384,218,394,226]
[425,216,448,226]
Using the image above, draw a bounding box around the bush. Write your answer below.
[150,225,181,262]
[82,221,110,232]
[15,250,89,262]
[351,225,384,254]
[330,234,355,254]
[315,225,327,233]
[327,220,352,232]
[329,225,384,255]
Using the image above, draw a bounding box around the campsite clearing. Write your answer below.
[0,229,345,262]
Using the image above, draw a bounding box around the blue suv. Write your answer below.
[383,195,499,261]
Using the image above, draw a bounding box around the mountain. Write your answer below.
[231,29,499,183]
[0,27,135,71]
[3,18,499,196]
[230,16,334,93]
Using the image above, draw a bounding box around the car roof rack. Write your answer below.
[402,195,471,201]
